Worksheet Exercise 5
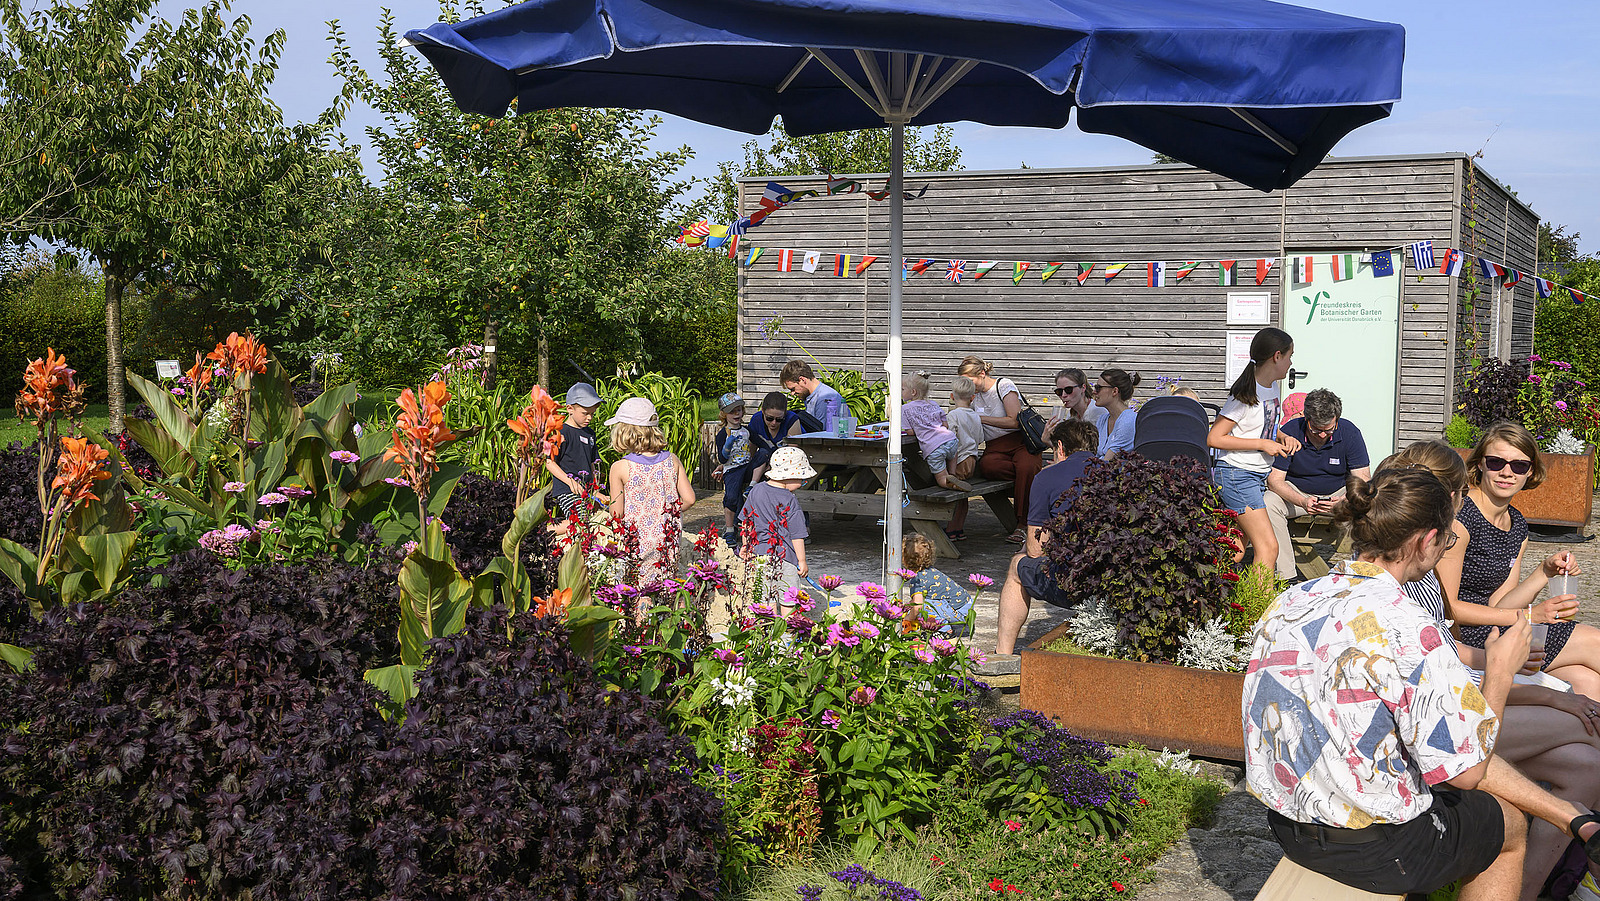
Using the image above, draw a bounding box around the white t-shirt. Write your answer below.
[947,407,983,463]
[1047,400,1109,434]
[1217,381,1282,473]
[971,377,1021,442]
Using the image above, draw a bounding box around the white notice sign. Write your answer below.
[1227,292,1272,325]
[154,359,181,379]
[1225,332,1256,386]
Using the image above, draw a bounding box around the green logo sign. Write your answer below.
[1302,290,1330,324]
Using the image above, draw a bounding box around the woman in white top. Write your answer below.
[1206,327,1300,569]
[957,355,1041,543]
[1044,367,1108,436]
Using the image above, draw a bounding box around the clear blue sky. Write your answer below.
[190,0,1600,253]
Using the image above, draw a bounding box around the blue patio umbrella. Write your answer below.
[404,0,1404,576]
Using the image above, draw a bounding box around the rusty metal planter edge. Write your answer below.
[1021,621,1246,761]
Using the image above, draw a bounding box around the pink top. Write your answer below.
[902,399,956,451]
[623,451,678,581]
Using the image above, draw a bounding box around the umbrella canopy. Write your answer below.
[406,0,1403,191]
[404,0,1404,578]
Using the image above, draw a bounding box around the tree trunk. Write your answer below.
[537,329,549,389]
[481,315,498,390]
[105,267,125,434]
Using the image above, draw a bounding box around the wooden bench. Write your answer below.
[1286,515,1352,581]
[1253,857,1403,901]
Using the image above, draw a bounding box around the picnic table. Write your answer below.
[786,430,1017,559]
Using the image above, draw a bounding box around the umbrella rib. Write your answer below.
[776,51,813,93]
[853,49,894,116]
[908,59,978,118]
[1230,108,1299,155]
[900,54,926,117]
[905,55,946,113]
[805,47,887,118]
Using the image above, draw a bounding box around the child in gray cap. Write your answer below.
[546,382,606,516]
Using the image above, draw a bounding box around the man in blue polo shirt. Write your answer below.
[1265,388,1371,580]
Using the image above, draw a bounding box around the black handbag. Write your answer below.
[1015,394,1050,455]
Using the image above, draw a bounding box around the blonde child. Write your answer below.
[739,445,813,615]
[942,376,983,541]
[606,397,696,584]
[711,392,754,544]
[1171,386,1201,401]
[902,371,970,492]
[545,381,607,516]
[903,534,974,636]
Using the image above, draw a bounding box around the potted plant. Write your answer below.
[1450,355,1598,529]
[1019,454,1266,760]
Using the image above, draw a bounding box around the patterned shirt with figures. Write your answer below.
[1217,381,1282,473]
[1242,560,1499,828]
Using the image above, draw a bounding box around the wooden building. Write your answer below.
[734,153,1538,457]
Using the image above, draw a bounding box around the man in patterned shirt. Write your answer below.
[1242,468,1600,899]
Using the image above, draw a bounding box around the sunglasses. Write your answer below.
[763,413,787,423]
[1055,385,1082,397]
[1093,383,1112,393]
[1483,455,1533,475]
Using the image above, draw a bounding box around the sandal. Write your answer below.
[1004,529,1026,544]
[943,529,966,542]
[1570,812,1600,865]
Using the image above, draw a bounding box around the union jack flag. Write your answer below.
[946,260,966,283]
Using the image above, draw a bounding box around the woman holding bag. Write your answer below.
[957,356,1042,543]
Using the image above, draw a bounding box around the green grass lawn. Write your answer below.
[1,403,111,447]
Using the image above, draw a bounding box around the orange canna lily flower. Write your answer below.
[16,348,78,423]
[50,436,111,506]
[384,381,458,498]
[184,351,213,393]
[532,587,574,618]
[205,331,270,377]
[507,385,566,463]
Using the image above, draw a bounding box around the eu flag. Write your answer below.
[1370,251,1395,277]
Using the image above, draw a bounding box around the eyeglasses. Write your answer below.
[1308,422,1338,438]
[1055,385,1082,397]
[1483,455,1533,475]
[1435,528,1459,551]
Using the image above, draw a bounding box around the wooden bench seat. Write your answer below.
[1286,515,1352,581]
[907,478,1013,504]
[1253,856,1402,901]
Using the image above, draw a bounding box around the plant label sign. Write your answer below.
[154,360,181,379]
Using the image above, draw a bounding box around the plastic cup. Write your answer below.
[1531,623,1549,653]
[1550,573,1575,599]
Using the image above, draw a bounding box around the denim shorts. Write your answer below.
[924,437,959,474]
[1214,461,1268,514]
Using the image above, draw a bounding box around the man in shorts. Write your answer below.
[981,419,1100,674]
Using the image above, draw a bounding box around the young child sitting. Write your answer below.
[943,376,984,542]
[903,534,973,636]
[545,381,606,516]
[739,445,813,615]
[712,391,753,545]
[902,371,970,492]
[606,397,697,586]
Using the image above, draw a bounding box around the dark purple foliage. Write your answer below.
[362,608,725,900]
[0,443,45,549]
[971,709,1139,833]
[441,473,557,588]
[0,551,399,901]
[1458,357,1527,430]
[1046,454,1231,661]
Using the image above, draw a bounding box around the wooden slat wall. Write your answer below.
[734,155,1535,448]
[1449,162,1540,370]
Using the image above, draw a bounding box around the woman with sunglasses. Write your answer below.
[748,391,805,484]
[1437,422,1599,699]
[1044,368,1108,435]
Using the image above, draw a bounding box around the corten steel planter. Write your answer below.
[1454,444,1595,530]
[1021,621,1246,760]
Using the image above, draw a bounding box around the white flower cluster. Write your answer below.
[1153,747,1204,777]
[1549,428,1587,456]
[1066,598,1123,656]
[711,672,755,708]
[1175,616,1247,672]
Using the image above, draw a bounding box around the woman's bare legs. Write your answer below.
[1234,507,1278,573]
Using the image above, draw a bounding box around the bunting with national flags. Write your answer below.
[1076,263,1094,286]
[1147,262,1165,288]
[1103,263,1128,283]
[777,249,796,272]
[1330,254,1355,281]
[1409,240,1436,271]
[833,254,851,277]
[1256,259,1276,286]
[1218,260,1238,286]
[855,256,879,275]
[1478,258,1505,281]
[1293,256,1314,285]
[744,246,764,267]
[1012,262,1031,284]
[946,260,967,283]
[801,250,821,273]
[1439,248,1463,277]
[1536,278,1554,299]
[1041,262,1067,281]
[1570,287,1585,305]
[1172,261,1199,282]
[1503,269,1523,291]
[973,261,998,280]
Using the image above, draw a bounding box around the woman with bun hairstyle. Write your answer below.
[1437,422,1600,699]
[1092,368,1141,457]
[1207,327,1300,568]
[1384,440,1600,901]
[957,355,1042,543]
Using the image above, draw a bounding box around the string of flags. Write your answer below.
[699,234,1596,305]
[675,176,930,253]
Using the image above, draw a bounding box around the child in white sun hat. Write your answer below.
[738,444,815,615]
[606,397,697,588]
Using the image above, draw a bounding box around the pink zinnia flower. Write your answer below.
[856,581,886,600]
[893,567,917,580]
[818,574,842,591]
[222,481,246,494]
[914,647,936,664]
[329,450,359,464]
[257,492,290,506]
[969,573,995,589]
[279,485,313,499]
[853,622,880,639]
[1556,400,1569,411]
[930,636,957,656]
[849,685,877,706]
[713,648,744,667]
[820,709,841,729]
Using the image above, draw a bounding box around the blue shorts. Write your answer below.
[924,437,959,474]
[1214,461,1268,514]
[1017,554,1075,609]
[721,463,753,512]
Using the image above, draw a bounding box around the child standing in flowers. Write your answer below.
[606,397,696,583]
[545,382,606,516]
[901,534,974,636]
[711,391,754,545]
[739,445,813,614]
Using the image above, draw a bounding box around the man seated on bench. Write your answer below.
[1265,388,1370,581]
[980,419,1100,674]
[1244,467,1600,901]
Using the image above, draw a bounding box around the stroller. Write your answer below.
[1132,396,1212,471]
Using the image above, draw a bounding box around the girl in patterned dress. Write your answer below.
[1437,422,1600,700]
[606,398,697,593]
